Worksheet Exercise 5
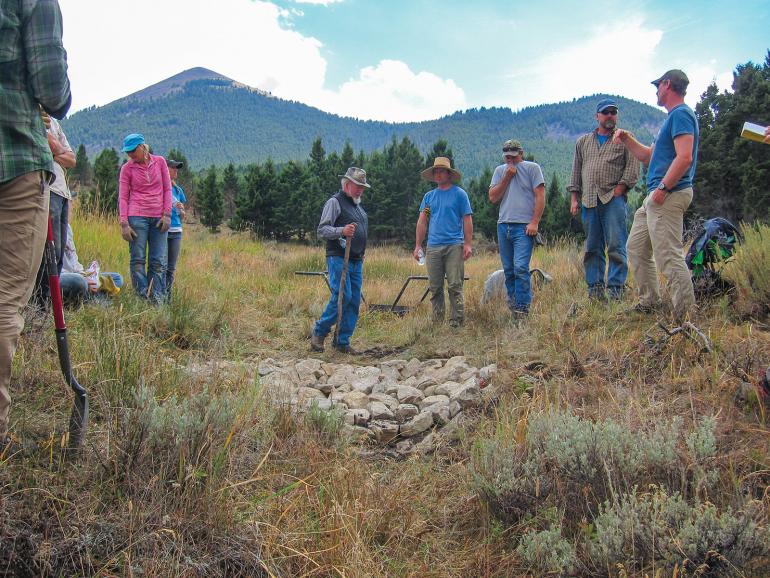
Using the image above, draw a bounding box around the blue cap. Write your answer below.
[121,133,145,152]
[596,98,618,113]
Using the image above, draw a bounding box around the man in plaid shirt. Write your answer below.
[0,0,71,455]
[567,98,639,301]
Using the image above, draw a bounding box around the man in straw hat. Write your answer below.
[311,167,370,354]
[613,69,698,322]
[414,157,473,328]
[488,139,545,319]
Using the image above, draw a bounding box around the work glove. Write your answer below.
[157,214,171,233]
[121,222,137,242]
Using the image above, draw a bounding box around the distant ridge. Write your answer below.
[63,68,665,180]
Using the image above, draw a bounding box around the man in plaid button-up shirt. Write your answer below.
[567,98,639,301]
[0,0,71,452]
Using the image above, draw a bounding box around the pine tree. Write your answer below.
[541,174,572,240]
[73,144,91,187]
[92,148,119,213]
[199,165,223,232]
[221,163,240,220]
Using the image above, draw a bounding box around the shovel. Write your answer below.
[44,216,88,455]
[332,235,352,347]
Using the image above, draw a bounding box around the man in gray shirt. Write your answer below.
[488,139,545,317]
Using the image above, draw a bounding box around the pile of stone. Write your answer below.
[257,356,497,449]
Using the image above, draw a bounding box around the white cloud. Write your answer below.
[291,0,344,4]
[58,0,463,123]
[498,17,733,112]
[313,60,468,122]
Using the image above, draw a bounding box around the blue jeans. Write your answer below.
[128,216,168,302]
[581,195,628,298]
[314,256,363,346]
[497,222,534,312]
[166,231,182,296]
[60,272,123,306]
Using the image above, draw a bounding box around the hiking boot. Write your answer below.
[334,344,358,354]
[449,320,464,329]
[310,333,325,352]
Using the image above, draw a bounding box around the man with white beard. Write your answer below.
[311,167,370,354]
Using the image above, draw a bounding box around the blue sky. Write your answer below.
[60,0,769,121]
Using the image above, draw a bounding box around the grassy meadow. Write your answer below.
[2,210,769,577]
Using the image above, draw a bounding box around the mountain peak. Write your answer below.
[121,67,236,102]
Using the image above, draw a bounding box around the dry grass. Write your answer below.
[1,212,769,577]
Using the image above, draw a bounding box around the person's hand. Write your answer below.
[413,246,423,261]
[342,223,356,237]
[86,278,99,293]
[39,106,51,129]
[463,242,472,261]
[504,164,517,179]
[613,129,629,145]
[613,185,626,197]
[526,221,539,236]
[121,222,137,242]
[570,198,579,216]
[651,189,667,205]
[158,214,171,233]
[764,125,770,144]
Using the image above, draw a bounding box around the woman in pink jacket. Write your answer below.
[118,133,172,303]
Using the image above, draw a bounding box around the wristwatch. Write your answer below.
[657,182,670,194]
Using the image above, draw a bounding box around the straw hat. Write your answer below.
[420,157,462,182]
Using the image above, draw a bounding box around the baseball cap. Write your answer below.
[651,69,689,94]
[596,98,618,113]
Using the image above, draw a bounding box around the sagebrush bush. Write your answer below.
[516,526,578,576]
[472,411,718,528]
[723,223,770,319]
[587,487,770,576]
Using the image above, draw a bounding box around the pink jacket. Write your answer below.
[118,154,172,222]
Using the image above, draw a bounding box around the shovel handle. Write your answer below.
[333,236,352,345]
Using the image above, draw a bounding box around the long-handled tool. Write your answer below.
[332,235,352,347]
[45,217,88,455]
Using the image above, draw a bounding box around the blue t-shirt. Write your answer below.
[419,185,473,247]
[596,133,610,146]
[647,104,699,193]
[170,184,187,231]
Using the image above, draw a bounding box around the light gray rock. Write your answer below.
[444,355,467,368]
[341,390,370,410]
[321,362,339,377]
[423,385,439,398]
[297,387,326,403]
[479,364,497,381]
[401,358,422,379]
[355,366,381,379]
[327,366,357,388]
[384,381,401,395]
[419,395,450,410]
[380,359,407,370]
[400,410,434,437]
[379,364,401,382]
[425,402,451,425]
[397,385,424,405]
[344,408,370,426]
[368,393,399,410]
[414,375,438,390]
[261,370,295,389]
[395,404,419,423]
[369,420,399,443]
[303,398,333,412]
[258,358,280,376]
[421,359,444,371]
[400,376,418,389]
[449,383,481,409]
[434,381,462,397]
[449,400,462,417]
[294,358,323,381]
[396,440,415,455]
[481,383,502,405]
[351,375,379,394]
[415,432,437,455]
[341,424,369,440]
[315,381,334,395]
[459,368,478,382]
[367,401,395,421]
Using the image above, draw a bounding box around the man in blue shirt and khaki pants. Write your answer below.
[614,69,698,322]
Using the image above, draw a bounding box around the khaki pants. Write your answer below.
[426,244,465,324]
[0,172,49,438]
[626,188,695,318]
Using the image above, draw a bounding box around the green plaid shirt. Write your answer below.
[567,129,640,208]
[0,0,71,184]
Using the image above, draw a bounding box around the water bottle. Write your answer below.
[417,248,425,266]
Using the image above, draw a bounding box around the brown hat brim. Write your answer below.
[420,166,462,183]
